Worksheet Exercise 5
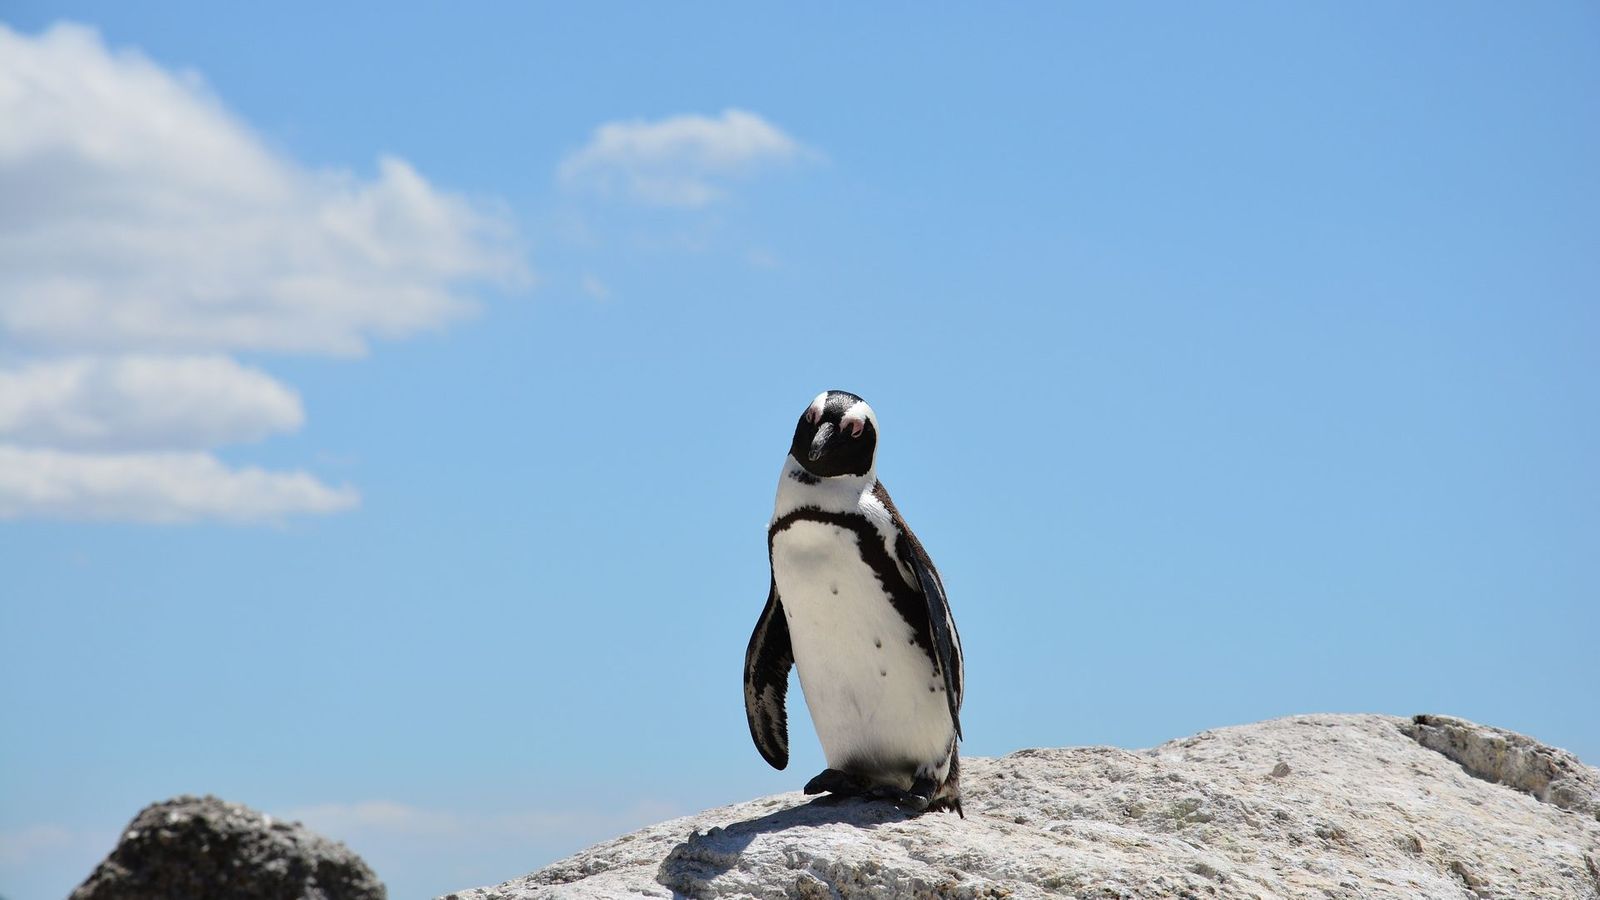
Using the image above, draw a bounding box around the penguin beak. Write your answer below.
[808,422,837,461]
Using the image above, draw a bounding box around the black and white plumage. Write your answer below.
[744,390,965,815]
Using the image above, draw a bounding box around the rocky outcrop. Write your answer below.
[1403,713,1600,821]
[444,714,1600,900]
[71,794,385,900]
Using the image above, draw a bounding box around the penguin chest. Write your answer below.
[770,519,953,781]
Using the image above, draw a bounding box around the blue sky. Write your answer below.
[1,4,1596,899]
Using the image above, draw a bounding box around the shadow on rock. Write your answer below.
[658,795,911,894]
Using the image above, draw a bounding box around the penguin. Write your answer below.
[743,390,964,815]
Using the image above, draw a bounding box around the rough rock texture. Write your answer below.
[71,794,385,900]
[1402,714,1600,821]
[444,714,1600,900]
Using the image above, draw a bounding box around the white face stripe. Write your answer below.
[806,392,829,425]
[840,399,876,437]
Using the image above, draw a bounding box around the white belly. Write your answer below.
[771,520,954,785]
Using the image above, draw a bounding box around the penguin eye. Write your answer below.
[844,419,865,438]
[805,408,822,425]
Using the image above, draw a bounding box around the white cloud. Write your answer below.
[0,21,526,357]
[0,356,302,451]
[559,109,807,207]
[0,22,529,523]
[0,445,358,523]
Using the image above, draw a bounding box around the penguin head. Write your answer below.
[790,390,878,478]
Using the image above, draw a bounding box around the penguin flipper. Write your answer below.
[743,580,793,769]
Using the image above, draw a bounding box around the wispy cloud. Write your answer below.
[579,273,611,302]
[559,109,809,207]
[0,24,526,356]
[0,22,528,522]
[283,799,679,843]
[281,799,684,897]
[0,824,76,867]
[0,822,117,900]
[0,446,358,523]
[0,356,302,451]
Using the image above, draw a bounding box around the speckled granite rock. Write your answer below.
[71,794,385,900]
[443,714,1600,900]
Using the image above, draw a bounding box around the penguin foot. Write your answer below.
[803,768,869,797]
[804,771,961,816]
[865,776,938,813]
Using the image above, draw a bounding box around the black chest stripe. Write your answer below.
[769,507,935,664]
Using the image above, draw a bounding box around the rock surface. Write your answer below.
[444,714,1600,899]
[71,794,386,900]
[1403,713,1600,821]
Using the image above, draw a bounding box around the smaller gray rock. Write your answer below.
[71,795,385,900]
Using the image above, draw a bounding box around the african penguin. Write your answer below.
[743,390,964,815]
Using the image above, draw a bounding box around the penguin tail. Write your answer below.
[928,744,964,817]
